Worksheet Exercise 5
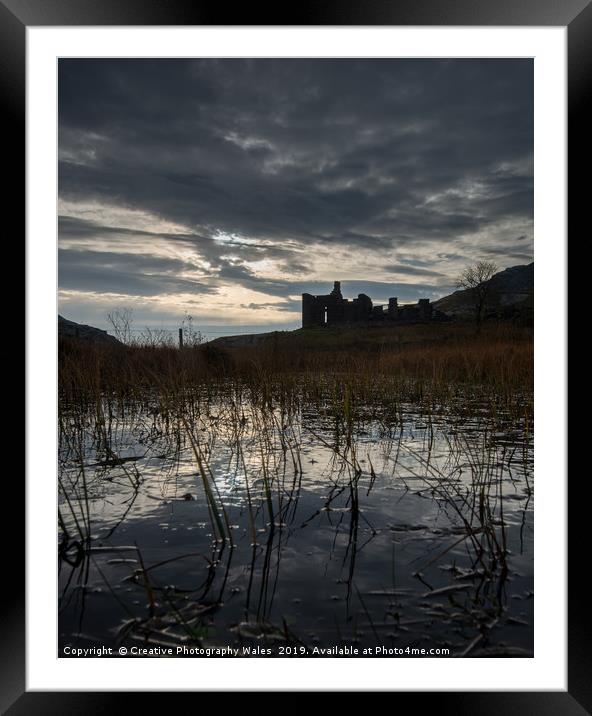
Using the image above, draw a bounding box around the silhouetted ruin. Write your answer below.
[302,281,446,328]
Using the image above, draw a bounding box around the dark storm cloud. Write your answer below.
[58,58,533,323]
[59,215,308,300]
[383,265,445,278]
[241,300,301,313]
[482,247,534,261]
[231,277,449,303]
[59,248,216,297]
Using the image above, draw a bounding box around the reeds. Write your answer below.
[59,322,533,426]
[58,321,533,653]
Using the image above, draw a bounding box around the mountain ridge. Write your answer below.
[433,262,533,320]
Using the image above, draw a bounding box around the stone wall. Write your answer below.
[302,282,442,328]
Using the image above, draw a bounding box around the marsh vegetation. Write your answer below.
[59,323,533,657]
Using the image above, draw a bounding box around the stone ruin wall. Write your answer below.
[302,281,440,328]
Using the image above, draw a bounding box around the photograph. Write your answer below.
[57,57,535,660]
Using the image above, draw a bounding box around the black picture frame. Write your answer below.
[11,0,583,708]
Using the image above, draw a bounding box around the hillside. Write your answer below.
[209,321,532,354]
[58,315,121,345]
[433,262,533,320]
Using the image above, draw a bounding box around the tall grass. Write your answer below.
[58,322,534,653]
[59,322,532,422]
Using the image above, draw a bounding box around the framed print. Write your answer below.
[10,0,586,708]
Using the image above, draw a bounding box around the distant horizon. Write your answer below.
[59,59,533,331]
[61,277,459,336]
[60,260,533,340]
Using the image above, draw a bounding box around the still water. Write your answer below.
[59,393,533,658]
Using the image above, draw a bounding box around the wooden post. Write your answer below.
[178,328,184,349]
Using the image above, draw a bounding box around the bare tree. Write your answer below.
[106,307,135,345]
[180,313,205,347]
[456,261,498,327]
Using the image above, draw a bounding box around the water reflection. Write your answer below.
[59,394,533,657]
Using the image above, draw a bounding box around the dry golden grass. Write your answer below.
[59,321,532,426]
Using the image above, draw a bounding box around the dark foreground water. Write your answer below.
[59,395,533,658]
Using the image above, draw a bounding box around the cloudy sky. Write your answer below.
[58,59,533,336]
